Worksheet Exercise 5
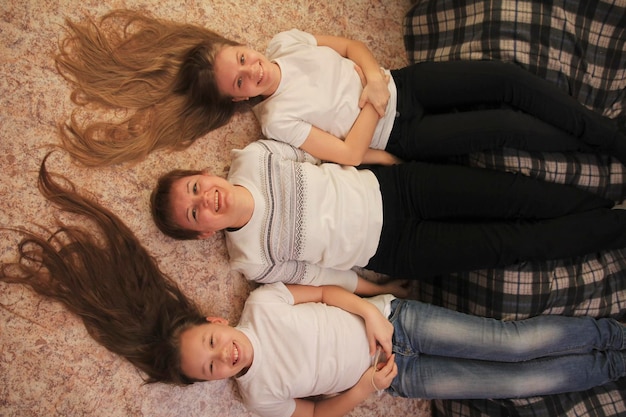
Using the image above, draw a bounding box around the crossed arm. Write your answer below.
[298,35,398,166]
[240,255,409,298]
[285,284,399,417]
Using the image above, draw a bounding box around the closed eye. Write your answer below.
[209,336,214,373]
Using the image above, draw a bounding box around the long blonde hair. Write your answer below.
[55,9,242,166]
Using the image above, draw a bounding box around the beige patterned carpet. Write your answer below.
[0,1,430,416]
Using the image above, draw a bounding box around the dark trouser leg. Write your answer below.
[391,109,586,159]
[366,162,625,277]
[388,61,624,162]
[370,161,613,220]
[371,211,626,277]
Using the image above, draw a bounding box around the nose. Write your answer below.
[219,344,230,364]
[189,193,206,212]
[195,190,209,208]
[243,62,257,79]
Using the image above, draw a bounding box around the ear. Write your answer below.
[198,230,216,239]
[206,316,229,326]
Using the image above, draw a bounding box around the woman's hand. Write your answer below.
[358,353,397,395]
[354,65,390,118]
[363,306,394,357]
[372,353,397,391]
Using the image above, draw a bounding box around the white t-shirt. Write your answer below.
[225,140,383,291]
[252,29,397,150]
[236,282,394,417]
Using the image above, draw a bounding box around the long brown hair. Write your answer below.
[0,154,205,384]
[55,9,243,166]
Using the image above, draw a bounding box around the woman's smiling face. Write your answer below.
[213,45,281,101]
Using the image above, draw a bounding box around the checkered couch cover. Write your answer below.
[403,1,626,415]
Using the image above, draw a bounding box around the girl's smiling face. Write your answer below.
[179,319,253,381]
[213,45,281,101]
[170,173,242,238]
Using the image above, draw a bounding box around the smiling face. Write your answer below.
[170,173,248,238]
[179,319,254,381]
[213,45,281,101]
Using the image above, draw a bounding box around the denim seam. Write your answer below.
[389,299,420,356]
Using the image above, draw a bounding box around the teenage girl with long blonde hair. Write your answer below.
[56,9,626,167]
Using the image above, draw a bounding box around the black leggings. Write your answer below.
[366,162,626,278]
[385,61,625,163]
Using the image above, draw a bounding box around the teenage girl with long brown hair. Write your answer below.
[2,155,626,417]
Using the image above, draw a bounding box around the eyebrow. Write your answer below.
[201,333,210,377]
[185,180,192,224]
[233,49,239,90]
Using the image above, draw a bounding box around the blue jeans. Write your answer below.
[387,299,626,399]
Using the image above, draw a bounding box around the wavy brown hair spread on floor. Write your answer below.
[0,154,206,384]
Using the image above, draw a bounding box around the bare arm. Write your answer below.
[287,284,394,356]
[290,361,395,417]
[300,103,379,166]
[297,34,390,166]
[362,149,403,165]
[286,284,398,417]
[315,34,390,116]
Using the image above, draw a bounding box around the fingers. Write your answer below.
[359,94,367,110]
[370,319,394,358]
[379,353,395,371]
[369,337,377,356]
[372,102,386,118]
[354,64,366,87]
[380,67,390,83]
[373,354,397,391]
[379,338,392,359]
[354,65,389,115]
[385,279,411,298]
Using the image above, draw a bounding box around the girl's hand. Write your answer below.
[360,353,397,394]
[364,306,394,357]
[354,65,390,118]
[362,149,403,166]
[359,68,390,118]
[381,279,410,298]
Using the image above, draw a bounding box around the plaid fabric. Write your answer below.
[459,148,626,202]
[403,1,626,416]
[423,185,626,417]
[403,0,626,117]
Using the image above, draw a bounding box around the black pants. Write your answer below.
[385,61,625,162]
[365,162,626,278]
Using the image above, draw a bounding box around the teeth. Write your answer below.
[233,344,239,365]
[258,64,263,85]
[214,190,219,212]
